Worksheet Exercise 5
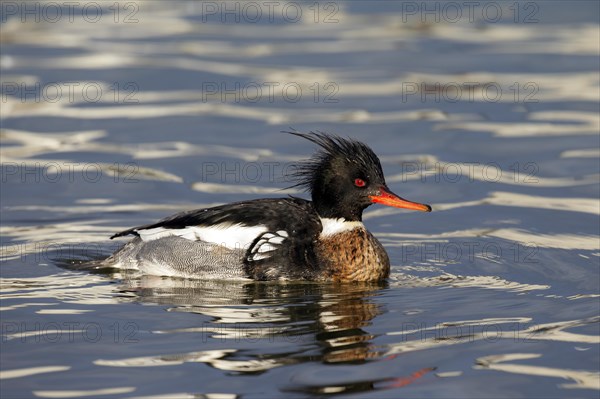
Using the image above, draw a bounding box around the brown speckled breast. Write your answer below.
[316,228,390,282]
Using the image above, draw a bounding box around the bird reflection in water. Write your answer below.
[118,273,387,366]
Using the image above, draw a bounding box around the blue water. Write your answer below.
[1,1,599,398]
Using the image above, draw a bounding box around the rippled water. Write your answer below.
[1,1,599,398]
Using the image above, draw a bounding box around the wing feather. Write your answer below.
[110,197,323,279]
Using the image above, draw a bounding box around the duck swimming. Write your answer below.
[106,132,431,281]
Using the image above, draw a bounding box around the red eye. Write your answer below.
[354,178,366,187]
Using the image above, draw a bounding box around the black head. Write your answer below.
[287,131,431,221]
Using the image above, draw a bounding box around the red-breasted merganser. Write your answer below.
[106,132,431,282]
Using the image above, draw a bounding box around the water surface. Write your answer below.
[1,1,599,398]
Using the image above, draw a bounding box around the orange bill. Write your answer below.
[370,187,432,212]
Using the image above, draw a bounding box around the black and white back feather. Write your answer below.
[110,197,323,280]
